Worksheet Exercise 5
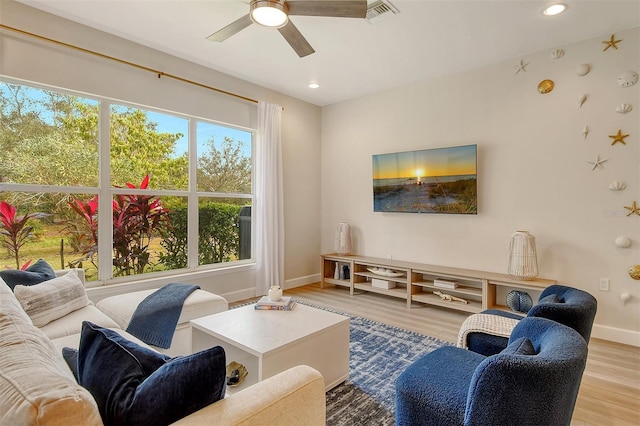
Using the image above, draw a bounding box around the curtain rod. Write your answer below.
[0,24,259,105]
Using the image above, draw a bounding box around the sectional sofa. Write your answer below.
[0,269,326,425]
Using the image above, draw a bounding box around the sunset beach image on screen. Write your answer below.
[372,144,477,214]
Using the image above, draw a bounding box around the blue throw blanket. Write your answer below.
[126,283,200,349]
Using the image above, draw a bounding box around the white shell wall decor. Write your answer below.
[575,64,590,76]
[588,155,607,170]
[615,236,632,248]
[616,103,633,114]
[514,59,529,74]
[620,293,632,305]
[551,49,564,59]
[609,181,627,191]
[582,126,589,139]
[617,71,638,88]
[578,94,587,108]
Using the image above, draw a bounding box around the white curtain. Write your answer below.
[255,101,284,296]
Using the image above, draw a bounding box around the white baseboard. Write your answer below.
[285,273,321,290]
[591,324,640,347]
[220,273,321,303]
[220,287,257,304]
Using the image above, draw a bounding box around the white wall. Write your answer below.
[0,1,322,302]
[321,28,640,345]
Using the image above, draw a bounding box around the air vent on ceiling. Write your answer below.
[366,0,399,24]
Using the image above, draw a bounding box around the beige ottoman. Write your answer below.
[96,288,228,357]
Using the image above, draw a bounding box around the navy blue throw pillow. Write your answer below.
[502,336,536,355]
[538,294,560,304]
[77,321,226,425]
[0,259,56,290]
[62,347,79,381]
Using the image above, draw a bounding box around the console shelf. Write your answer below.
[411,293,482,314]
[353,282,407,299]
[321,254,556,314]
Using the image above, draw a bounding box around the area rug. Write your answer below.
[300,302,451,426]
[231,300,450,424]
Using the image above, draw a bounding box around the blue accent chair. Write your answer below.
[396,317,588,426]
[466,284,597,356]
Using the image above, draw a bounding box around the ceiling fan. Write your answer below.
[206,0,367,58]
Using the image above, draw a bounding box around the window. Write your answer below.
[197,121,253,265]
[0,83,99,187]
[110,105,189,190]
[0,78,254,285]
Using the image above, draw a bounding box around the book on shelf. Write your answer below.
[254,299,297,311]
[256,296,292,307]
[433,279,459,289]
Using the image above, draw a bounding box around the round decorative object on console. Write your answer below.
[506,290,533,313]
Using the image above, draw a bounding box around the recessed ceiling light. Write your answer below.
[543,3,566,16]
[308,83,320,89]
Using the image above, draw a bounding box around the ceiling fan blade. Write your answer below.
[286,0,367,18]
[206,14,253,42]
[278,20,315,57]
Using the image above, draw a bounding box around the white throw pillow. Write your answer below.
[0,276,34,325]
[14,269,89,327]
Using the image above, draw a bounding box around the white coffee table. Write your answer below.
[191,303,350,392]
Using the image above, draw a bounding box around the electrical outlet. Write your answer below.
[599,278,610,292]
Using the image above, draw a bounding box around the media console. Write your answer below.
[321,254,556,314]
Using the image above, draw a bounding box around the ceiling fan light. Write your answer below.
[542,3,566,16]
[251,0,288,28]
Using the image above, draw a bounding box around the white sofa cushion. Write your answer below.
[14,270,89,327]
[39,304,120,340]
[51,327,154,353]
[0,279,102,425]
[97,288,228,356]
[97,288,229,329]
[0,278,33,325]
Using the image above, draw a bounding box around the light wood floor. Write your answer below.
[272,283,640,426]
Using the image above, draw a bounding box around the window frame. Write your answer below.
[0,76,256,287]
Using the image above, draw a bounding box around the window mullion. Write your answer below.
[98,100,113,282]
[188,118,198,269]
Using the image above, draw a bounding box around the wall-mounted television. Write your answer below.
[372,144,477,214]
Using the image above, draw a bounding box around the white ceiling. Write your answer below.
[17,0,640,106]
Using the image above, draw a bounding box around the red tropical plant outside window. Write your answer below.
[69,175,170,277]
[0,201,49,269]
[67,196,99,270]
